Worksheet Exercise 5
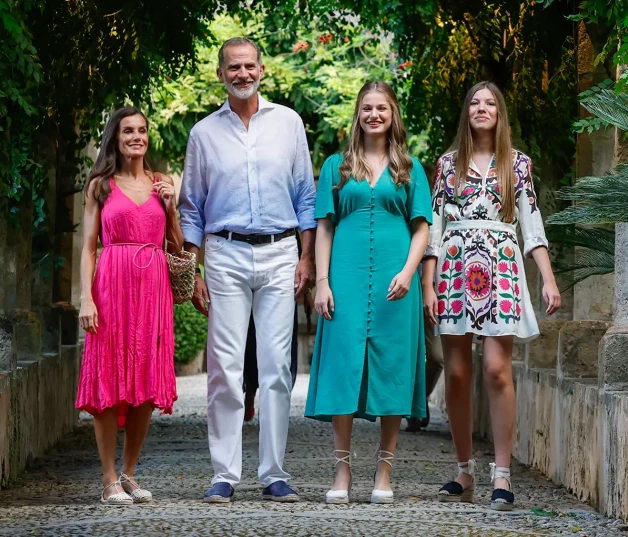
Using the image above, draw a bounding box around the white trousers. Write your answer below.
[204,233,298,487]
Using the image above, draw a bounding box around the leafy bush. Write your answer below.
[174,301,207,365]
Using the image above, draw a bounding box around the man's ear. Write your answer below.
[216,67,224,82]
[259,64,265,79]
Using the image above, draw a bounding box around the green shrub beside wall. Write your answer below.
[174,302,207,365]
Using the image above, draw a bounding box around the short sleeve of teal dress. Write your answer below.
[305,156,433,422]
[314,154,340,223]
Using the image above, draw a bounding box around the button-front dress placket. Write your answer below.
[367,188,375,338]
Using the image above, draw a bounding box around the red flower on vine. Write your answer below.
[292,41,309,52]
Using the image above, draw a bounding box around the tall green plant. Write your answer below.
[545,0,628,287]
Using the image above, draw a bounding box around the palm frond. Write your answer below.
[552,250,615,291]
[547,165,628,225]
[546,225,615,255]
[581,88,628,131]
[546,225,615,291]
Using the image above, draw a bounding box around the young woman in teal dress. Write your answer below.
[305,81,432,504]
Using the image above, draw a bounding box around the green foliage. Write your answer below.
[256,0,578,173]
[576,83,628,133]
[1,0,224,235]
[547,166,628,226]
[545,226,615,290]
[150,10,423,172]
[173,301,208,365]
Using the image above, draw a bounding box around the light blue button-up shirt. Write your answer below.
[179,95,317,248]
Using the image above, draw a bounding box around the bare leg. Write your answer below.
[121,402,154,488]
[441,333,474,488]
[93,406,121,499]
[482,336,515,491]
[375,416,402,491]
[330,415,353,490]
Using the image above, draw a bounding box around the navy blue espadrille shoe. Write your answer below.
[261,481,299,502]
[203,482,235,504]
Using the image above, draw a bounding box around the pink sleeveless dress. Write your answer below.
[76,177,177,426]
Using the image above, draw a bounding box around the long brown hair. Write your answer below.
[450,81,515,222]
[85,107,151,206]
[338,81,412,189]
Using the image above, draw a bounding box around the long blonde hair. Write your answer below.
[338,81,412,189]
[450,81,515,222]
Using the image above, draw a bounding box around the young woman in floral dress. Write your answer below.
[422,82,561,511]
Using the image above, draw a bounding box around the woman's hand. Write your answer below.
[423,284,438,326]
[314,280,335,321]
[543,280,561,316]
[154,181,176,213]
[79,300,99,334]
[387,270,413,301]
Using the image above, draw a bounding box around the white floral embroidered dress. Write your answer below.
[426,150,548,343]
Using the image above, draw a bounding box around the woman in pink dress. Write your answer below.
[76,107,183,504]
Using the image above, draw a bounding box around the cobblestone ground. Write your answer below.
[1,374,626,537]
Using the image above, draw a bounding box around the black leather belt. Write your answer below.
[214,228,297,245]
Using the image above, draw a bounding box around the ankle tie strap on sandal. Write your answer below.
[489,463,514,511]
[377,449,394,468]
[333,449,352,467]
[438,459,476,502]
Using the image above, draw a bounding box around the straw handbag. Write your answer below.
[164,238,196,305]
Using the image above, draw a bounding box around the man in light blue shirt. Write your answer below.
[179,37,316,504]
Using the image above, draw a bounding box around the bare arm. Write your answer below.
[294,227,316,298]
[184,241,209,317]
[421,257,438,325]
[78,182,101,334]
[387,219,429,301]
[530,246,561,315]
[154,174,184,252]
[313,218,335,320]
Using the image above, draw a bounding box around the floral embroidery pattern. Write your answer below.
[496,246,521,323]
[437,245,465,324]
[430,150,546,340]
[465,262,491,301]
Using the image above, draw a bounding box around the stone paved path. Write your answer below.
[1,374,625,536]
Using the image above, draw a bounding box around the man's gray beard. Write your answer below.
[226,79,260,99]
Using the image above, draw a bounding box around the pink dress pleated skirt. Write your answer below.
[76,179,177,427]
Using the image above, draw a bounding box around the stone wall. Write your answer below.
[0,303,82,488]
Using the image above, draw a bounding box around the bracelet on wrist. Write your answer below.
[316,275,329,283]
[195,267,201,274]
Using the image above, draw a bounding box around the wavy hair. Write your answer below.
[449,81,515,222]
[85,107,151,206]
[338,81,412,189]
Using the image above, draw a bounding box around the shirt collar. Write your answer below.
[217,94,275,116]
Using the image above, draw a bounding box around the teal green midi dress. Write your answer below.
[305,154,432,422]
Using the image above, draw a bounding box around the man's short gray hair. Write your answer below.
[218,37,262,68]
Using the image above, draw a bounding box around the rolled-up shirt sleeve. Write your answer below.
[179,130,208,248]
[425,156,446,258]
[518,157,549,257]
[292,118,317,232]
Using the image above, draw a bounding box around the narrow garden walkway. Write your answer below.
[0,374,624,536]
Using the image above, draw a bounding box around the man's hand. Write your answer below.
[192,274,210,316]
[294,256,315,298]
